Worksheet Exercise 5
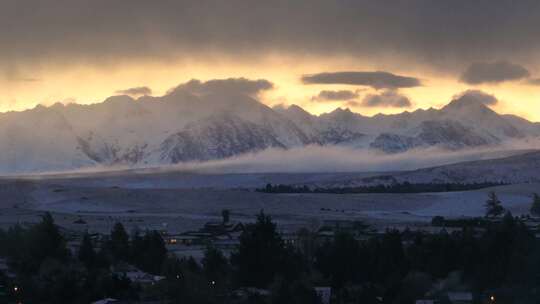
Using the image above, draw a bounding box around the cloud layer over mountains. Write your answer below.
[361,90,412,108]
[170,78,274,97]
[302,71,421,89]
[460,61,531,84]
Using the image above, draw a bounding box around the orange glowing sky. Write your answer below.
[2,1,540,121]
[2,55,539,121]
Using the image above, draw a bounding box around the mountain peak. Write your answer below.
[286,104,309,113]
[282,104,313,118]
[331,107,353,114]
[102,95,136,108]
[323,107,365,121]
[443,90,497,113]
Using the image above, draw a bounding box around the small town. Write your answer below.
[0,192,539,303]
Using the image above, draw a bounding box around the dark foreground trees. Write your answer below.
[231,211,307,288]
[0,214,166,303]
[2,209,540,303]
[531,193,540,217]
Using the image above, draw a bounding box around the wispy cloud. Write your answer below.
[302,71,421,89]
[169,78,274,96]
[460,61,530,84]
[361,90,411,108]
[311,89,361,102]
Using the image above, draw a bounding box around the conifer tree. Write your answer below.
[530,193,540,217]
[485,192,505,218]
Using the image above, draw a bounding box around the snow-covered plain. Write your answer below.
[1,167,538,235]
[0,150,537,234]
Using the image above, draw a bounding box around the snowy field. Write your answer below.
[1,170,539,234]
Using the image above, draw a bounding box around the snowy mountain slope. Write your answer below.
[0,85,539,173]
[0,88,317,172]
[370,120,500,153]
[279,93,538,152]
[0,106,96,172]
[160,114,286,162]
[503,114,540,136]
[438,97,524,139]
[275,105,368,146]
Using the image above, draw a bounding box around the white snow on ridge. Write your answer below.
[0,86,539,174]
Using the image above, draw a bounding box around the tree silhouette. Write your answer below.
[485,192,505,218]
[530,193,540,217]
[78,232,96,268]
[107,222,130,261]
[231,211,288,287]
[221,209,230,224]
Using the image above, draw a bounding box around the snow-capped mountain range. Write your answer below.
[1,86,539,173]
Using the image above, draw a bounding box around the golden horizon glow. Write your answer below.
[2,55,540,122]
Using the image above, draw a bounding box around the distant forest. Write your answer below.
[257,182,507,194]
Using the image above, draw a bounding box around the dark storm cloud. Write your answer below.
[460,61,530,84]
[116,86,152,96]
[452,90,499,105]
[3,67,40,82]
[3,1,540,73]
[302,72,421,89]
[169,78,274,96]
[528,78,540,85]
[311,90,360,102]
[361,90,412,108]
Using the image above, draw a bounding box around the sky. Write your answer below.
[2,0,540,121]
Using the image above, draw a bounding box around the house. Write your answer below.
[232,287,270,298]
[282,233,299,246]
[213,238,240,249]
[165,234,201,245]
[122,270,165,286]
[203,221,244,234]
[317,230,335,242]
[92,298,118,304]
[112,264,165,287]
[0,258,15,279]
[447,291,473,304]
[315,287,331,304]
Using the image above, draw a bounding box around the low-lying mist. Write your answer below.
[15,138,540,178]
[159,140,540,174]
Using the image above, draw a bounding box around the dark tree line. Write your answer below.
[258,182,506,194]
[0,214,168,303]
[3,207,540,303]
[151,210,540,304]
